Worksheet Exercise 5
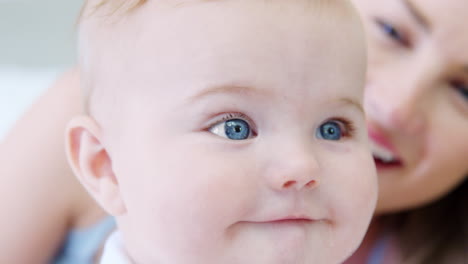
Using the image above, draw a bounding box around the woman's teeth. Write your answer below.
[370,141,398,164]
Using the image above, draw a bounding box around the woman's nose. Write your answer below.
[365,78,428,136]
[364,48,443,135]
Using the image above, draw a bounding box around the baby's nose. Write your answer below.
[264,147,321,192]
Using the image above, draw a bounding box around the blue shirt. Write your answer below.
[53,217,116,264]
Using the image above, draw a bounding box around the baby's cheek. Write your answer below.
[342,152,377,215]
[327,150,377,251]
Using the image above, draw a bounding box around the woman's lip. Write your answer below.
[368,128,399,155]
[368,126,405,169]
[374,158,403,169]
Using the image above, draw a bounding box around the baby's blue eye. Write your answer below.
[210,119,251,140]
[225,119,250,140]
[317,121,343,141]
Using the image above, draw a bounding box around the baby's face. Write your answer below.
[94,1,377,263]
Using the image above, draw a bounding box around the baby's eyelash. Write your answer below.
[329,117,356,138]
[218,112,249,122]
[206,112,258,135]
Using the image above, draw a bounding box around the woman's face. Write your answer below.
[353,0,468,214]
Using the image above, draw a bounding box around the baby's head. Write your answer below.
[67,0,377,263]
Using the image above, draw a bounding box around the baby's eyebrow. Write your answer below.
[334,97,364,114]
[185,85,364,114]
[187,84,275,103]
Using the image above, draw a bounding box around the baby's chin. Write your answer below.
[125,225,352,264]
[212,222,352,264]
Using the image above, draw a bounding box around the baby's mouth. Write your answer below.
[247,214,324,226]
[266,217,316,224]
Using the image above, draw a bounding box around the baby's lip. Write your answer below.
[268,216,316,223]
[250,214,326,224]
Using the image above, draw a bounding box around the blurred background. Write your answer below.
[0,0,81,139]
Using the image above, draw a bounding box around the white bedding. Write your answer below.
[0,67,62,140]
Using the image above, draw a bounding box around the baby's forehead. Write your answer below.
[81,0,356,35]
[83,0,350,16]
[80,0,363,116]
[81,0,358,71]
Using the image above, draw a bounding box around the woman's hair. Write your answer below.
[386,178,467,263]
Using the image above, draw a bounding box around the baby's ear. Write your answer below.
[65,116,126,216]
